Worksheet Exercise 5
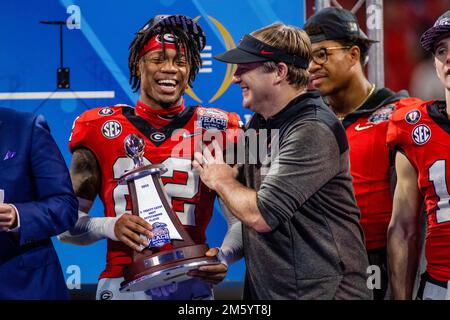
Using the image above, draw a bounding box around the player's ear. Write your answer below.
[136,61,141,77]
[348,45,360,67]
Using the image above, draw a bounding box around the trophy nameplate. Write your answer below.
[119,134,219,292]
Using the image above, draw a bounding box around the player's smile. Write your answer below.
[155,78,179,94]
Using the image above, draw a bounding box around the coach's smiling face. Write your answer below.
[232,62,275,114]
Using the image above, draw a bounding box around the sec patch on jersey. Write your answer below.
[102,120,123,139]
[412,124,431,145]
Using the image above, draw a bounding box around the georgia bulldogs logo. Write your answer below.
[150,132,166,142]
[99,290,113,300]
[405,109,421,125]
[102,120,122,139]
[156,33,177,44]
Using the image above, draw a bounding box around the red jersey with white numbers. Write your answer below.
[387,99,450,281]
[69,104,241,279]
[342,89,408,250]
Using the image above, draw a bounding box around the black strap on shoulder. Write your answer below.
[121,106,196,147]
[427,101,450,135]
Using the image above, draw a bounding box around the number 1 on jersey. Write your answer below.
[429,160,450,223]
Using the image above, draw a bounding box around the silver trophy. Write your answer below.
[124,133,146,168]
[119,134,219,292]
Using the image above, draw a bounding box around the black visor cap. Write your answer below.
[214,34,309,69]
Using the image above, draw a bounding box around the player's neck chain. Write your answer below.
[337,83,376,121]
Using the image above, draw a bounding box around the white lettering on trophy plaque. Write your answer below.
[134,175,182,241]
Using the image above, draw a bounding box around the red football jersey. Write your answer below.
[69,104,241,279]
[346,103,398,250]
[387,100,450,281]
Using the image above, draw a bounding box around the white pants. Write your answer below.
[420,282,450,300]
[417,273,450,300]
[96,277,214,300]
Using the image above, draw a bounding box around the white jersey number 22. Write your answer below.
[112,157,199,226]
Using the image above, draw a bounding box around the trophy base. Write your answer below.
[119,244,219,293]
[119,257,217,293]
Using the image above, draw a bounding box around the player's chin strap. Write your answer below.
[58,197,119,245]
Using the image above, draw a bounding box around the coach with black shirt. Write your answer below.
[193,22,372,299]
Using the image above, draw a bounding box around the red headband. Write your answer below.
[138,34,185,59]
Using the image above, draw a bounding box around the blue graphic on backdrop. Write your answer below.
[0,0,305,284]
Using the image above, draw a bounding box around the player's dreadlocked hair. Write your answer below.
[128,24,203,93]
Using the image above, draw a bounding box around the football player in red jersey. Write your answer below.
[304,8,413,299]
[58,14,243,300]
[387,11,450,300]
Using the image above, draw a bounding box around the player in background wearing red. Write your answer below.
[387,11,450,300]
[305,7,412,299]
[58,14,243,300]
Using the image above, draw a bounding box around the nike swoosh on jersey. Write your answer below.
[354,124,374,131]
[182,132,202,139]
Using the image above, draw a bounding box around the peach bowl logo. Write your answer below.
[186,16,237,104]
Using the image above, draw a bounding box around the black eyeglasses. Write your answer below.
[311,46,351,65]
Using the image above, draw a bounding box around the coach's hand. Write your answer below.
[114,214,153,252]
[193,140,238,192]
[187,247,228,285]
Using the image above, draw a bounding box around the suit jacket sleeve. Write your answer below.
[13,115,78,246]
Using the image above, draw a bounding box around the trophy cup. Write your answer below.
[119,134,219,292]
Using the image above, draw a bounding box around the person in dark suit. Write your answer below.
[0,107,78,299]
